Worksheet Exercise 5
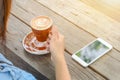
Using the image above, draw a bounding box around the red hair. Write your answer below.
[1,0,12,39]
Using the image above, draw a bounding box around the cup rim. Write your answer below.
[30,16,53,30]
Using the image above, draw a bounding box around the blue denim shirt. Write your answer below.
[0,53,36,80]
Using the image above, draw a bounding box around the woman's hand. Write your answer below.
[49,26,65,64]
[48,26,71,80]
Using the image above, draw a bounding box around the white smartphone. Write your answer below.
[72,38,112,67]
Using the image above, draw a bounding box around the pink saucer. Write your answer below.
[22,32,49,55]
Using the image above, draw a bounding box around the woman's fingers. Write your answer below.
[51,26,59,39]
[45,40,50,51]
[47,26,63,52]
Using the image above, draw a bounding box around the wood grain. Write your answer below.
[3,0,107,80]
[6,14,105,80]
[36,0,120,52]
[80,0,120,22]
[9,0,120,80]
[7,15,55,80]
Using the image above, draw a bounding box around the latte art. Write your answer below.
[31,16,52,30]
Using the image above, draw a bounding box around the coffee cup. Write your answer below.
[31,16,52,42]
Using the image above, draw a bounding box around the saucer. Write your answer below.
[22,32,49,55]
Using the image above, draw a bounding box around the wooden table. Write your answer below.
[1,0,120,80]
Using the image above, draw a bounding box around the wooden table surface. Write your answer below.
[2,0,120,80]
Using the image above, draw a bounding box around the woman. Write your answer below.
[0,0,71,80]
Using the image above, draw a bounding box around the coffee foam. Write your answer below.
[31,16,52,30]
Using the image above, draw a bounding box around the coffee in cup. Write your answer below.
[31,16,53,42]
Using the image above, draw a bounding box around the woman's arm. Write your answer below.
[49,27,71,80]
[55,55,71,80]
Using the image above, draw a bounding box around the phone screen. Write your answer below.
[75,40,109,64]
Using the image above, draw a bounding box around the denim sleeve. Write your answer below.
[0,53,36,80]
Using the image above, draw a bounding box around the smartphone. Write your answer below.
[72,38,112,67]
